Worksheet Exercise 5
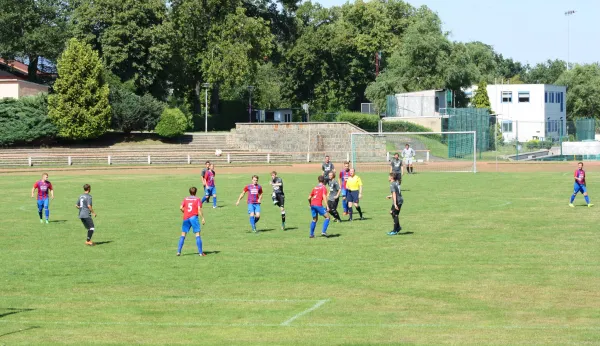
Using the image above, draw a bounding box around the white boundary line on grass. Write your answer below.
[490,201,512,208]
[280,299,329,326]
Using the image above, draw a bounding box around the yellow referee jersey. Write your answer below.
[346,175,363,191]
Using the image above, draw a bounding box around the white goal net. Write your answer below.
[350,131,477,173]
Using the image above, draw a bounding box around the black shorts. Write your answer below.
[80,217,95,230]
[323,174,332,183]
[274,193,285,207]
[390,204,402,215]
[327,198,339,210]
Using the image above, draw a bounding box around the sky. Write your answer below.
[314,0,600,66]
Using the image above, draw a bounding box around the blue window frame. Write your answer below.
[501,91,512,103]
[545,92,548,103]
[518,91,530,103]
[560,92,564,112]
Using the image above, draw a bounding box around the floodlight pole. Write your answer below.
[202,83,210,133]
[247,85,254,122]
[565,10,576,70]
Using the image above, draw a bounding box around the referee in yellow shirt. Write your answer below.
[345,168,364,221]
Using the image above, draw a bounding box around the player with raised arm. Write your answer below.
[236,175,263,233]
[327,171,342,222]
[178,187,206,256]
[345,168,364,221]
[201,161,211,203]
[76,184,97,246]
[308,175,331,238]
[402,144,416,174]
[322,155,335,184]
[202,163,217,208]
[270,171,286,230]
[339,161,351,215]
[570,162,593,207]
[31,173,54,224]
[390,152,402,179]
[386,173,404,235]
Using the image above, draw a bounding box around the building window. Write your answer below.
[551,92,555,103]
[518,91,530,103]
[502,121,513,133]
[501,91,512,103]
[559,92,564,112]
[545,92,548,103]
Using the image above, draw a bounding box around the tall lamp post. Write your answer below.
[247,85,254,122]
[565,10,576,70]
[202,83,210,133]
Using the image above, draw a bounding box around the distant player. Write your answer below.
[390,152,402,179]
[322,155,334,184]
[202,163,217,208]
[31,173,54,224]
[570,162,593,207]
[308,175,331,238]
[270,171,286,230]
[339,161,351,215]
[201,161,211,203]
[178,187,206,256]
[236,175,263,233]
[402,144,416,174]
[327,171,342,222]
[345,168,364,221]
[76,184,97,246]
[386,173,404,235]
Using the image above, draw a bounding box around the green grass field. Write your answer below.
[1,171,599,345]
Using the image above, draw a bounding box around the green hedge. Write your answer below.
[0,94,57,146]
[525,139,553,150]
[336,112,379,131]
[155,108,188,138]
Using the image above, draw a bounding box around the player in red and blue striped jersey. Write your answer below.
[338,161,351,215]
[570,162,593,207]
[236,175,263,233]
[308,175,330,238]
[31,173,54,224]
[178,187,206,256]
[202,163,217,208]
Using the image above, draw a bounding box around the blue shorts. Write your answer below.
[346,190,359,203]
[311,206,327,218]
[37,198,49,211]
[247,203,261,215]
[573,183,588,194]
[205,186,216,196]
[182,216,201,234]
[341,188,347,197]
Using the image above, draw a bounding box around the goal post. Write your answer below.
[350,131,477,173]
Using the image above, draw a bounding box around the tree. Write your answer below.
[0,93,57,146]
[73,0,172,97]
[155,108,188,138]
[49,38,111,140]
[555,63,600,120]
[523,59,567,84]
[472,80,492,112]
[110,89,165,134]
[0,0,71,81]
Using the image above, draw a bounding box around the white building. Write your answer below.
[391,89,449,117]
[468,84,567,142]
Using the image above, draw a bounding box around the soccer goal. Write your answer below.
[350,131,477,173]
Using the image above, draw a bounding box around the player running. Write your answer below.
[270,171,286,230]
[402,144,416,174]
[322,155,335,184]
[236,175,263,233]
[308,175,331,238]
[201,161,211,203]
[31,173,54,224]
[345,168,364,221]
[390,152,402,179]
[386,173,404,235]
[570,162,593,207]
[327,171,342,222]
[202,163,217,208]
[76,184,97,246]
[339,161,351,215]
[178,187,206,256]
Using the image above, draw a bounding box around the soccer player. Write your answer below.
[386,173,404,235]
[345,168,364,221]
[270,171,286,230]
[390,152,402,179]
[322,155,335,184]
[570,162,593,207]
[308,175,331,238]
[339,161,351,215]
[178,187,206,256]
[402,143,416,174]
[201,161,211,203]
[31,173,54,224]
[327,171,342,222]
[76,184,97,246]
[202,163,217,208]
[236,175,263,233]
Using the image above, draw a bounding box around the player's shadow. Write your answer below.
[0,326,40,338]
[0,308,35,319]
[94,241,113,246]
[258,228,275,232]
[204,251,220,255]
[50,220,67,223]
[283,227,298,231]
[183,251,220,256]
[323,234,341,238]
[398,231,414,235]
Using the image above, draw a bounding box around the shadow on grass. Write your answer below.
[183,251,220,256]
[94,241,113,246]
[284,227,298,231]
[0,308,35,319]
[0,326,40,338]
[258,228,275,232]
[323,234,341,238]
[49,220,68,223]
[398,231,414,235]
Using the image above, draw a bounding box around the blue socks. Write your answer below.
[45,208,49,220]
[342,199,348,213]
[570,194,576,203]
[202,196,208,203]
[585,195,590,204]
[38,210,43,219]
[177,236,185,253]
[310,221,316,236]
[322,218,330,234]
[213,197,217,208]
[195,236,203,254]
[250,216,256,229]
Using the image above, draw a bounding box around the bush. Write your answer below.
[336,112,379,131]
[155,108,187,138]
[0,94,57,146]
[110,88,165,134]
[525,139,554,150]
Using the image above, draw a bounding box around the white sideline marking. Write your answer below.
[280,299,329,326]
[4,296,320,303]
[490,201,512,208]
